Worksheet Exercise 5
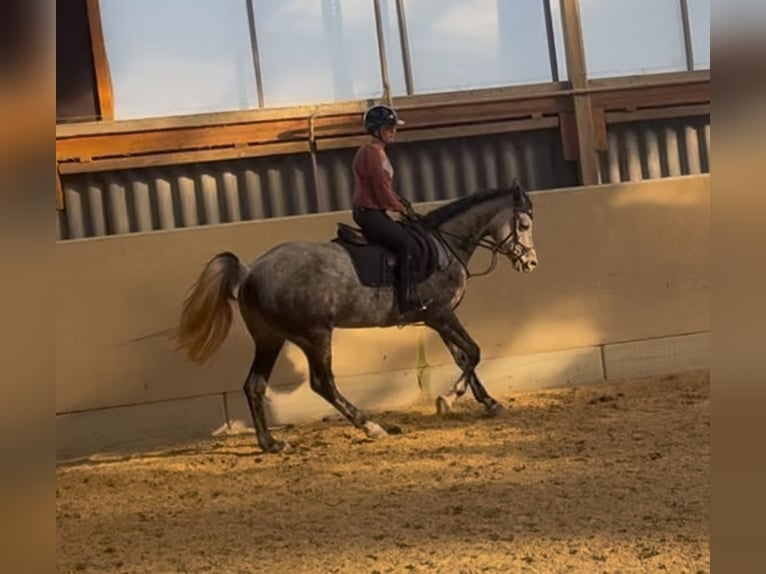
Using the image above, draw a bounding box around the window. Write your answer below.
[84,0,705,121]
[547,0,569,81]
[100,0,258,119]
[687,0,710,69]
[404,0,556,93]
[579,0,687,78]
[252,0,401,107]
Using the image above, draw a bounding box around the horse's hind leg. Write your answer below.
[298,330,389,440]
[243,337,286,453]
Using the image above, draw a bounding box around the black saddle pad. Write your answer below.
[332,220,440,287]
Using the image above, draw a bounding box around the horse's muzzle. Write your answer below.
[511,250,538,273]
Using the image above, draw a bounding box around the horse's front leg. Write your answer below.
[432,337,470,414]
[425,311,502,415]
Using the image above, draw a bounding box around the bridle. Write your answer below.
[412,206,534,279]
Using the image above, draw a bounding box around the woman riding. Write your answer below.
[351,104,423,317]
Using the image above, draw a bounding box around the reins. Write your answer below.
[409,211,525,279]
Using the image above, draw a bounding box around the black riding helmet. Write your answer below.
[363,104,405,136]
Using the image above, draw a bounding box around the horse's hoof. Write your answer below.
[436,396,453,415]
[263,440,290,453]
[363,421,389,440]
[485,402,504,417]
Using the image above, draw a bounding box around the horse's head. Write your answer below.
[487,182,538,273]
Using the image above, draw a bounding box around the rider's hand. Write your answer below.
[386,210,405,222]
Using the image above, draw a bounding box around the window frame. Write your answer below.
[55,0,709,201]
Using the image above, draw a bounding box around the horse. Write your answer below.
[176,183,538,453]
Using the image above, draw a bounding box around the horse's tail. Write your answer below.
[176,251,248,365]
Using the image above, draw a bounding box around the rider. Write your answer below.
[351,103,424,317]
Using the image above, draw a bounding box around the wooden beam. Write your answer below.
[58,141,310,174]
[59,117,560,173]
[605,103,710,124]
[56,96,571,162]
[85,0,114,120]
[559,0,600,185]
[592,81,710,111]
[396,118,558,142]
[570,97,600,184]
[56,164,65,210]
[57,118,310,160]
[56,101,369,138]
[316,117,559,151]
[559,112,578,161]
[592,107,607,152]
[55,76,709,170]
[587,70,708,91]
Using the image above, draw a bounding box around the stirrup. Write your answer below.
[396,299,428,329]
[414,293,428,312]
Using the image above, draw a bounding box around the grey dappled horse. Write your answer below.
[176,184,538,453]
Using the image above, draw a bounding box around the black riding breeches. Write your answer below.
[352,207,418,312]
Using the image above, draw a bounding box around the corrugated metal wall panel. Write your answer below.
[58,128,576,240]
[58,154,320,240]
[315,128,576,209]
[57,118,709,241]
[600,115,710,184]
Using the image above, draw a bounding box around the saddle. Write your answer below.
[332,220,449,287]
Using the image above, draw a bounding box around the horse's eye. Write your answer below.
[518,222,530,232]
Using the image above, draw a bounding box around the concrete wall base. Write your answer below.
[56,331,709,461]
[57,394,228,461]
[603,332,709,380]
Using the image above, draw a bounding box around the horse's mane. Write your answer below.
[424,186,522,226]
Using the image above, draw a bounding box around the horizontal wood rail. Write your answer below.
[57,141,312,174]
[56,70,709,176]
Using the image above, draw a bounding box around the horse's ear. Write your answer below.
[510,179,532,212]
[511,178,527,198]
[511,179,523,204]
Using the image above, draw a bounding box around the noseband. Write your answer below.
[496,212,535,260]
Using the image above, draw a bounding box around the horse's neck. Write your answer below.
[439,200,504,263]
